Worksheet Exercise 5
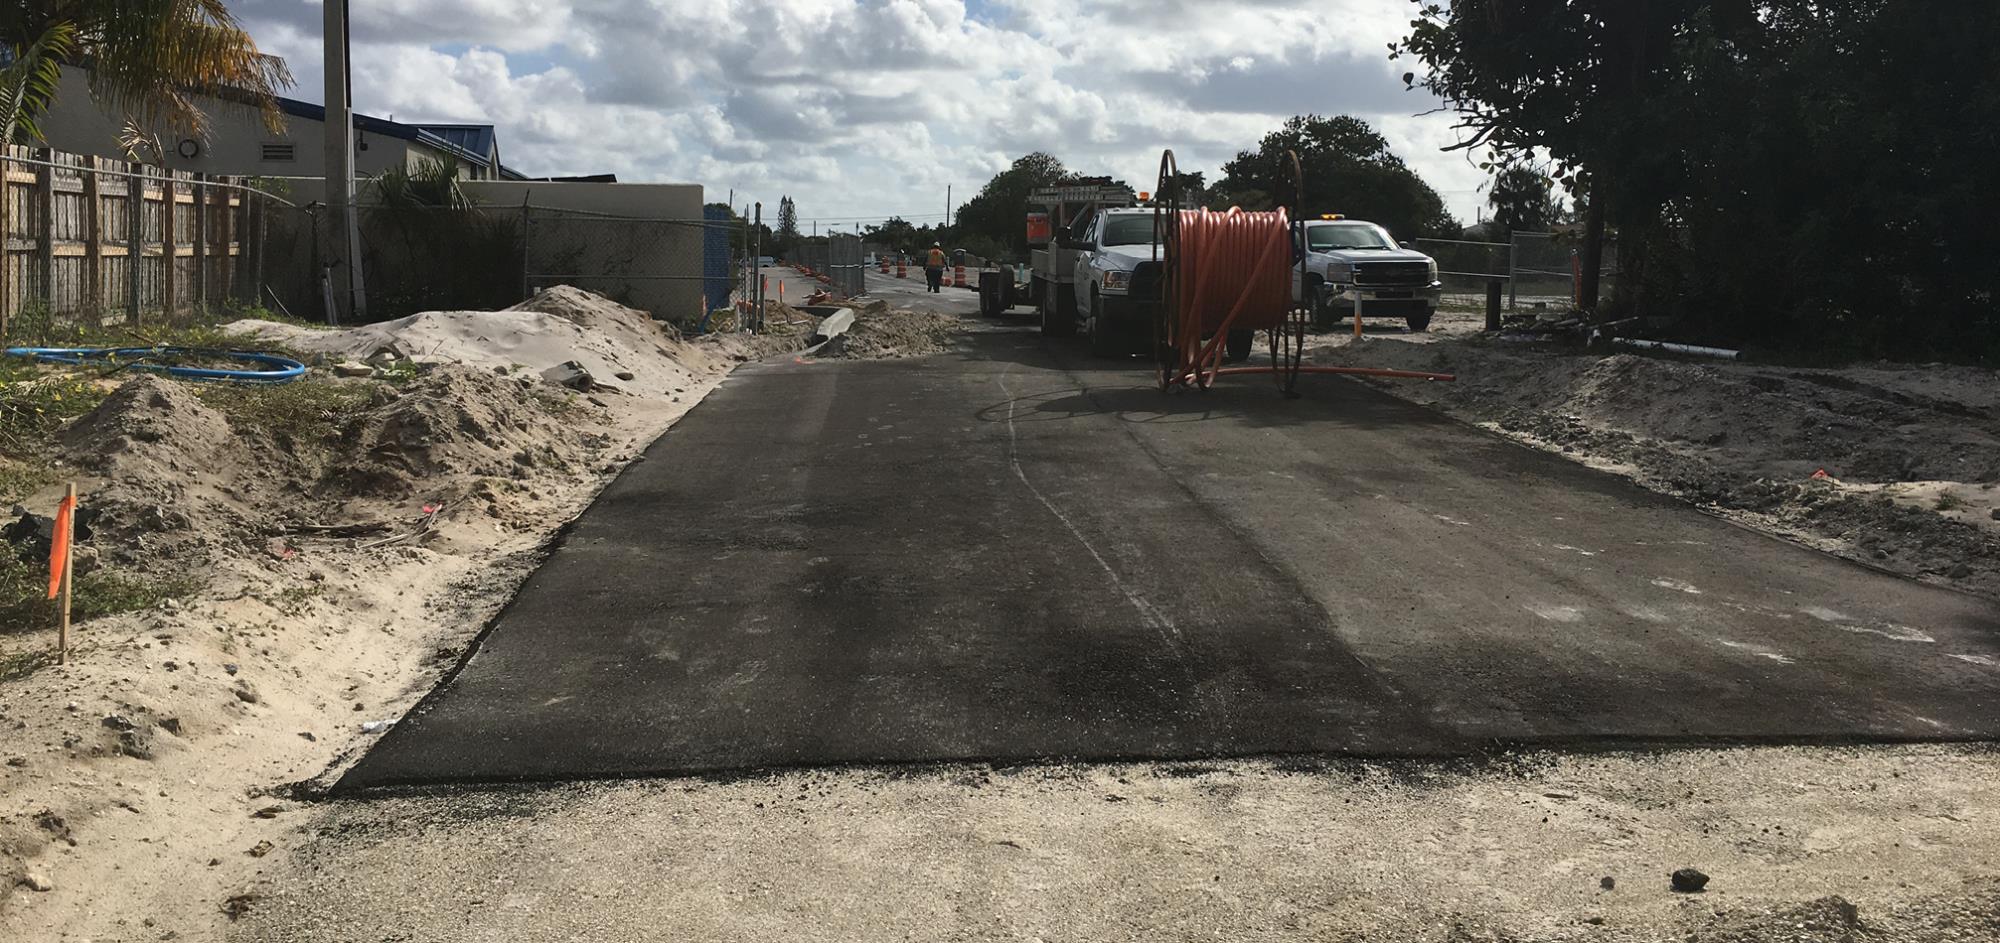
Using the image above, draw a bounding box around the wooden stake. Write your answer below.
[57,482,75,665]
[1353,294,1364,339]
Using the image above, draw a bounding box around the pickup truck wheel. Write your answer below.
[1405,308,1433,333]
[1040,279,1074,337]
[1224,329,1253,363]
[1087,289,1119,358]
[1311,283,1338,332]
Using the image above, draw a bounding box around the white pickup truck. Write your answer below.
[1291,217,1442,332]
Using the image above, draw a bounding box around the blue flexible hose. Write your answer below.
[4,346,308,384]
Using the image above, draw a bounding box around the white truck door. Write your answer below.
[1073,215,1100,317]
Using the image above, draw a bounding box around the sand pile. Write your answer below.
[57,376,266,564]
[1,288,768,932]
[1312,330,2000,595]
[227,286,732,397]
[59,377,234,476]
[327,367,593,498]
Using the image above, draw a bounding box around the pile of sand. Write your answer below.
[1,287,764,932]
[1312,329,2000,595]
[332,367,605,499]
[227,286,732,397]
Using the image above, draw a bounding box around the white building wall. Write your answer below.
[35,66,447,180]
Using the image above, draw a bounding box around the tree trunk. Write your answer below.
[1579,175,1606,318]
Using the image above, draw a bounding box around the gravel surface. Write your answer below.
[238,746,2000,942]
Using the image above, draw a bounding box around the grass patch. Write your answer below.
[3,300,321,357]
[0,457,62,506]
[0,550,203,636]
[0,363,115,464]
[195,378,375,443]
[527,386,580,415]
[0,647,54,682]
[1935,493,1967,512]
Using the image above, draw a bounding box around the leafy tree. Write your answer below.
[1486,165,1559,234]
[950,152,1078,258]
[1,1,292,147]
[775,195,798,250]
[1161,170,1206,207]
[1394,1,1704,312]
[0,22,73,143]
[372,156,466,209]
[1216,115,1459,239]
[866,216,923,253]
[1399,1,2000,361]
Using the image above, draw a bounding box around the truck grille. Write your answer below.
[1130,261,1163,302]
[1352,261,1430,286]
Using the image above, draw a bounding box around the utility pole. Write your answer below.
[322,0,365,321]
[945,185,952,231]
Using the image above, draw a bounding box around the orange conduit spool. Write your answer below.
[1161,207,1294,389]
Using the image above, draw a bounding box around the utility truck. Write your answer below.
[1026,182,1137,343]
[1291,216,1442,332]
[1027,185,1255,359]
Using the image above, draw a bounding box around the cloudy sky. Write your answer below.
[234,0,1492,228]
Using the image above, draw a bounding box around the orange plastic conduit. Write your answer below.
[1208,366,1458,381]
[1165,207,1293,388]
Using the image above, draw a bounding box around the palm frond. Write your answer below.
[0,20,76,144]
[52,0,293,141]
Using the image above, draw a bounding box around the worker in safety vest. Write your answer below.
[925,242,947,293]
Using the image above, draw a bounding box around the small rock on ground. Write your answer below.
[1671,868,1710,892]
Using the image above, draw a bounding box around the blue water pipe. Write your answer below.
[4,346,308,384]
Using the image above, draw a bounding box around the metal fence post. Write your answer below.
[249,185,265,311]
[751,201,763,332]
[1507,233,1519,309]
[519,199,531,301]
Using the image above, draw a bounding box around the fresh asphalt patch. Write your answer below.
[337,330,2000,791]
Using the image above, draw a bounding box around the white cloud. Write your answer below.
[240,0,1494,226]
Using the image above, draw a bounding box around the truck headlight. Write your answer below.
[1428,260,1440,283]
[1102,270,1132,291]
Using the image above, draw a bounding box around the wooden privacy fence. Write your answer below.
[1,144,277,335]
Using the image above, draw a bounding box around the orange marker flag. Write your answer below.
[47,493,76,599]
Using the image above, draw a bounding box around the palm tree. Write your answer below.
[1,0,291,147]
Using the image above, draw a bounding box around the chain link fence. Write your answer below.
[1509,231,1618,311]
[1,145,306,335]
[1414,237,1509,309]
[1411,231,1623,312]
[787,234,866,299]
[523,208,722,325]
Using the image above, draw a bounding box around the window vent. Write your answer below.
[261,142,296,162]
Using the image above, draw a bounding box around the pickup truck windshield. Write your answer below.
[1101,215,1158,247]
[1307,222,1394,251]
